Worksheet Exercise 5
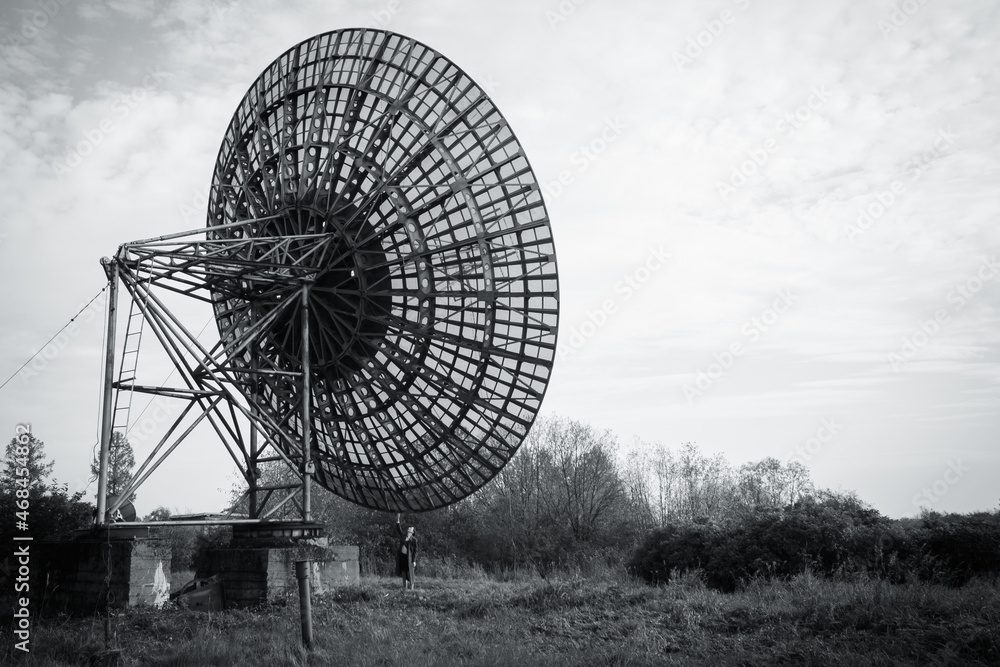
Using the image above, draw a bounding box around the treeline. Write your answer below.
[217,415,999,588]
[219,416,820,576]
[6,420,996,592]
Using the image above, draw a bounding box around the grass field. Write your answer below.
[5,571,999,666]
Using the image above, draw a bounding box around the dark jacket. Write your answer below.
[395,523,417,580]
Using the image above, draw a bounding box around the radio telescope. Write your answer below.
[95,29,559,522]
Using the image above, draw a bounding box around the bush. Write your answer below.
[913,511,1000,585]
[629,493,903,591]
[630,497,1000,592]
[0,485,94,545]
[626,523,721,586]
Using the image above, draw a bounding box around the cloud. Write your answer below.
[0,0,997,518]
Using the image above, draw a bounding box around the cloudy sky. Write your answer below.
[0,0,997,519]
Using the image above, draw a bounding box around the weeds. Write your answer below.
[4,573,998,666]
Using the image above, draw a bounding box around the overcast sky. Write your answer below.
[0,0,997,519]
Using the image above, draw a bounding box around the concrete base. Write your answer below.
[33,538,171,615]
[197,542,359,608]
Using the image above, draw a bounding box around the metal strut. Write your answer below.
[96,258,120,526]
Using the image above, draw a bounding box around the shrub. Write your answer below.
[913,511,1000,585]
[627,523,722,586]
[629,492,905,591]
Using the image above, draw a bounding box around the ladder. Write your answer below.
[111,277,150,436]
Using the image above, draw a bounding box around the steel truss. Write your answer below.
[96,223,326,526]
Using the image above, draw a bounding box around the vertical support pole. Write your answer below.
[248,297,261,519]
[300,284,312,523]
[297,288,315,650]
[96,258,120,527]
[248,422,259,519]
[295,560,314,650]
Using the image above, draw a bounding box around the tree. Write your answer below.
[733,457,813,514]
[0,430,94,545]
[144,506,172,521]
[547,418,624,543]
[90,431,136,501]
[675,442,732,522]
[618,445,657,532]
[626,441,737,524]
[477,424,570,568]
[2,429,55,494]
[649,442,682,524]
[470,416,635,570]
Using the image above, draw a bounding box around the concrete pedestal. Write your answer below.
[196,541,359,608]
[33,537,171,615]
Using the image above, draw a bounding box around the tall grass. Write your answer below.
[6,570,998,666]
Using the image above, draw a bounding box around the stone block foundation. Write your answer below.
[33,538,171,615]
[197,543,359,608]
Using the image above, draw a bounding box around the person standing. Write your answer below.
[395,514,417,590]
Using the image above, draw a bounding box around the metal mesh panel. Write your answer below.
[207,29,559,512]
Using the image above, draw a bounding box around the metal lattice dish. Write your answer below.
[207,29,559,512]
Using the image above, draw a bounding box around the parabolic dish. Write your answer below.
[207,29,559,512]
